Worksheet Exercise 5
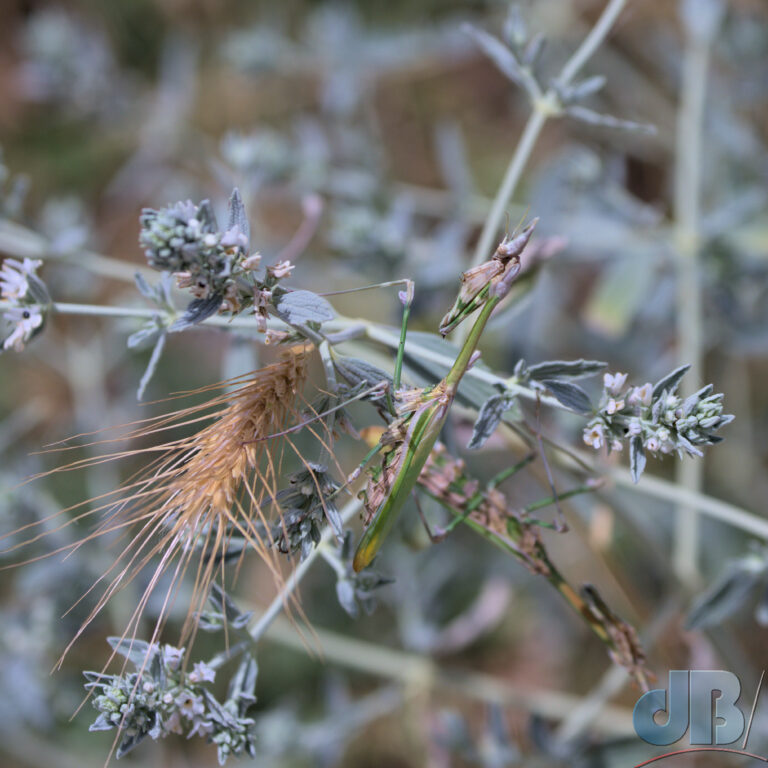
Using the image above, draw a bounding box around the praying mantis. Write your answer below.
[352,219,538,572]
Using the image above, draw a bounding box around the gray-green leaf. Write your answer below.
[629,436,646,483]
[467,392,516,449]
[276,290,335,325]
[541,380,592,413]
[527,359,606,382]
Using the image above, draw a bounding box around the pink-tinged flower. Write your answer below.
[162,644,184,670]
[628,418,642,437]
[0,257,42,300]
[645,436,660,453]
[164,711,184,735]
[242,253,262,270]
[627,383,653,408]
[603,372,628,396]
[583,423,605,450]
[604,397,624,415]
[268,259,294,279]
[3,306,43,351]
[187,661,216,684]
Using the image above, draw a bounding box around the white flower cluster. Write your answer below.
[583,367,732,476]
[0,257,46,352]
[139,191,294,329]
[86,640,256,763]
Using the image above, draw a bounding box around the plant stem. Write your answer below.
[555,0,629,87]
[247,497,361,643]
[458,0,630,345]
[672,11,717,588]
[468,108,547,274]
[261,615,636,737]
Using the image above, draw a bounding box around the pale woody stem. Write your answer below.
[458,0,629,346]
[673,18,715,588]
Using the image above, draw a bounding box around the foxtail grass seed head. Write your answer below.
[14,352,312,665]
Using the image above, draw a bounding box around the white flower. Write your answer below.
[628,418,642,437]
[220,224,248,250]
[268,259,294,279]
[188,661,216,684]
[603,372,628,396]
[3,306,43,351]
[604,397,624,415]
[0,258,42,301]
[627,383,653,407]
[176,690,205,720]
[583,423,605,449]
[164,710,184,735]
[188,717,214,739]
[645,436,660,452]
[242,253,262,270]
[162,644,185,670]
[610,439,623,452]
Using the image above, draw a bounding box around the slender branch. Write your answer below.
[261,615,636,737]
[555,0,630,87]
[672,8,719,587]
[467,108,547,279]
[459,0,631,345]
[247,497,361,643]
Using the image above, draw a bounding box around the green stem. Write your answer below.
[445,295,500,389]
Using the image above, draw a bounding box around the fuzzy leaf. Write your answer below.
[652,364,690,400]
[565,105,656,135]
[560,75,607,103]
[107,637,153,668]
[170,293,223,331]
[117,730,150,757]
[197,199,218,233]
[276,289,335,325]
[127,322,161,350]
[463,24,526,87]
[629,436,646,483]
[134,272,156,300]
[137,331,166,401]
[89,714,113,732]
[467,392,516,449]
[334,356,392,390]
[336,579,359,618]
[228,655,258,712]
[324,502,344,540]
[227,187,250,245]
[541,380,592,413]
[527,359,606,382]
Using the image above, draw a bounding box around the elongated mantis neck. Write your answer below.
[445,295,500,391]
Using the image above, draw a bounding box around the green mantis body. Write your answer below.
[352,221,537,572]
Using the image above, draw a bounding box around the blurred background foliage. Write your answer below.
[0,0,767,766]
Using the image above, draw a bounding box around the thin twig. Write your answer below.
[261,615,636,737]
[247,497,361,643]
[673,8,719,587]
[458,0,630,347]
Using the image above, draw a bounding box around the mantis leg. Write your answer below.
[320,278,414,398]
